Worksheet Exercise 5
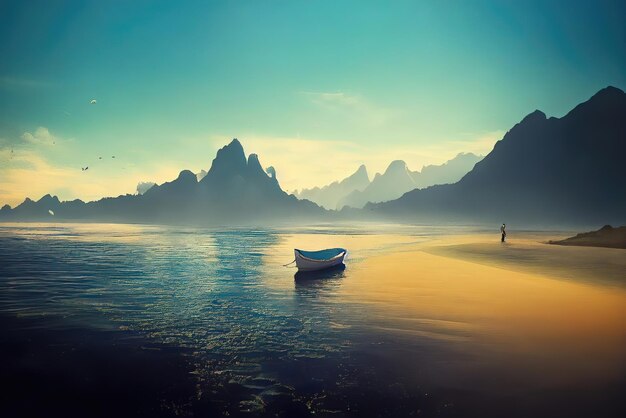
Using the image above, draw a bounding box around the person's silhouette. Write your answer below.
[500,223,507,242]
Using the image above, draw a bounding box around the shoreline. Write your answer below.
[421,234,626,287]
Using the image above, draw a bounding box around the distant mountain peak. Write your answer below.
[593,85,624,98]
[228,137,243,148]
[521,109,547,124]
[350,164,369,180]
[296,163,371,209]
[177,170,197,182]
[455,152,479,158]
[370,86,626,225]
[246,153,267,177]
[247,153,261,166]
[385,160,408,174]
[37,194,60,204]
[564,84,626,121]
[221,138,245,157]
[0,137,325,224]
[205,138,247,179]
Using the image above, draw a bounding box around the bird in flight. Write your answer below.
[98,156,102,159]
[81,166,89,171]
[90,99,97,104]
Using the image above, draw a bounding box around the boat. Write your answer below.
[294,248,347,272]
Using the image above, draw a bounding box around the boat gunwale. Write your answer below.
[294,249,346,263]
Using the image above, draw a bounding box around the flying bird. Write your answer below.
[112,156,115,159]
[99,156,102,159]
[81,166,89,171]
[48,210,54,216]
[90,99,97,104]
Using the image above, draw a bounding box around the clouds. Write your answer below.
[0,144,188,207]
[21,127,57,145]
[303,91,361,107]
[300,91,397,127]
[0,128,187,206]
[0,148,82,205]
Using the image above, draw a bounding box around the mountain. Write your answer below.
[196,170,207,181]
[411,152,482,189]
[339,153,481,209]
[367,86,626,226]
[296,165,370,209]
[339,160,415,209]
[1,139,325,225]
[136,182,156,195]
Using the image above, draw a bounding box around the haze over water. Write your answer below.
[1,223,624,417]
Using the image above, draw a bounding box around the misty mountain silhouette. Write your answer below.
[340,160,415,209]
[296,165,370,210]
[2,87,624,227]
[339,153,482,209]
[411,152,483,189]
[136,181,156,195]
[1,139,325,225]
[367,86,626,226]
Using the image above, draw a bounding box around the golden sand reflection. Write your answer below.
[339,236,626,387]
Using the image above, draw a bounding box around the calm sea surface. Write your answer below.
[0,223,624,417]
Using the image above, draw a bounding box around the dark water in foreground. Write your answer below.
[0,223,624,417]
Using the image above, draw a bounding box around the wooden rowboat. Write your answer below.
[294,248,347,272]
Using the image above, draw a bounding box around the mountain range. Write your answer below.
[337,153,482,209]
[0,139,325,225]
[1,86,625,227]
[367,86,626,226]
[295,165,370,210]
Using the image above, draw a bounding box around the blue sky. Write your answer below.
[0,0,624,205]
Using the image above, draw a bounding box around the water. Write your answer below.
[1,223,624,417]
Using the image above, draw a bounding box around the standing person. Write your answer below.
[500,223,507,242]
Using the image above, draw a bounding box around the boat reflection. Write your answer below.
[294,264,346,300]
[294,263,346,284]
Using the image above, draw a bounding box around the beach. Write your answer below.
[1,224,624,417]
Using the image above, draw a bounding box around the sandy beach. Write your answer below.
[273,228,626,415]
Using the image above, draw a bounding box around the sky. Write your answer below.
[0,0,624,206]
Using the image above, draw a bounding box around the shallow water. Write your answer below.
[0,223,624,417]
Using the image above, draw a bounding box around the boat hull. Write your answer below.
[294,249,346,272]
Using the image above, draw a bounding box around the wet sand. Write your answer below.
[339,232,626,416]
[427,233,626,285]
[265,229,626,416]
